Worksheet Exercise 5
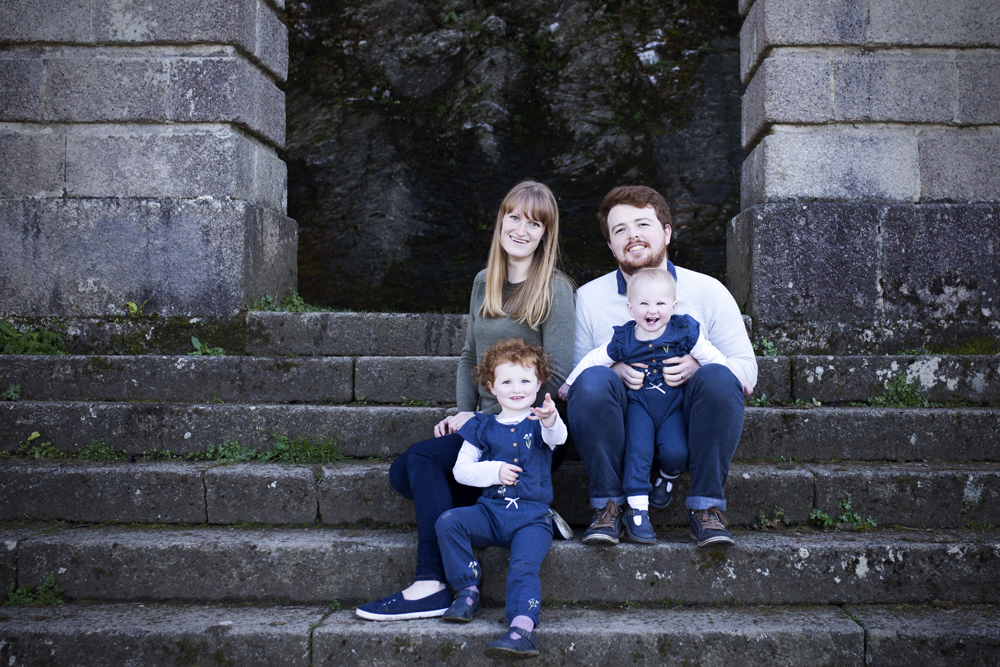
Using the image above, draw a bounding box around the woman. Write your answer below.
[356,180,575,620]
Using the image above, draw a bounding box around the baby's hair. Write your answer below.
[627,267,676,302]
[473,338,551,389]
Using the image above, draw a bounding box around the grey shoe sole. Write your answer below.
[690,532,735,548]
[581,528,621,545]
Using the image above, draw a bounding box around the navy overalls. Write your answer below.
[435,413,557,625]
[606,316,699,497]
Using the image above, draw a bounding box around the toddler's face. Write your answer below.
[627,279,677,334]
[487,361,542,414]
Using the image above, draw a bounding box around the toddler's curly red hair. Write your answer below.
[473,338,551,389]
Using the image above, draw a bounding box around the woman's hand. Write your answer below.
[662,354,701,387]
[613,361,646,390]
[434,411,476,438]
[498,463,523,486]
[557,383,570,402]
[528,393,558,427]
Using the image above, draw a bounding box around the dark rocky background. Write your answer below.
[283,0,744,312]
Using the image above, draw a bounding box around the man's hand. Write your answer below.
[557,383,570,402]
[612,361,646,390]
[434,411,476,438]
[529,393,558,427]
[498,463,522,486]
[662,354,700,387]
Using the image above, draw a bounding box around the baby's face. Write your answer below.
[627,280,677,334]
[488,361,542,414]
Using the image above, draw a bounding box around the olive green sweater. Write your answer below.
[456,269,576,415]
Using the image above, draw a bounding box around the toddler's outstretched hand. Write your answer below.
[498,463,522,486]
[528,392,558,427]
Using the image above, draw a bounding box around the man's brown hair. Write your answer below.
[473,338,551,389]
[596,185,673,242]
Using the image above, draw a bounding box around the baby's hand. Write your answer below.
[498,463,522,486]
[529,393,558,427]
[557,383,570,402]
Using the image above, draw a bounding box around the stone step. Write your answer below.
[3,460,997,530]
[3,402,998,461]
[4,525,998,606]
[1,603,997,667]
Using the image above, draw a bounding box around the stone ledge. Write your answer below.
[0,356,353,404]
[354,356,461,404]
[869,0,1000,48]
[729,202,1000,353]
[206,464,318,524]
[1,0,289,82]
[0,197,296,318]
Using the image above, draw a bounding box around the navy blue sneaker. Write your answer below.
[649,475,676,509]
[484,626,540,659]
[442,588,481,623]
[355,588,452,621]
[689,507,735,547]
[581,501,623,545]
[624,507,656,544]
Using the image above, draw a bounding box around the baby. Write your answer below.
[435,338,567,659]
[559,267,748,544]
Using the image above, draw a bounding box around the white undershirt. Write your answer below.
[452,412,568,488]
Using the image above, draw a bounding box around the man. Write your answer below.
[568,185,756,547]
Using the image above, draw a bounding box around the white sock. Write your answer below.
[627,495,649,512]
[401,580,446,600]
[659,471,679,479]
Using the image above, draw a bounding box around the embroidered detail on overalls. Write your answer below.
[523,433,532,449]
[505,497,520,510]
[497,484,507,496]
[468,560,479,578]
[647,380,667,394]
[527,598,539,610]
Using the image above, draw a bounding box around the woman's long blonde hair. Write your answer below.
[479,180,568,329]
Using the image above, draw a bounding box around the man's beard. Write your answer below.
[617,242,668,274]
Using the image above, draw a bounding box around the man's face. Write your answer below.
[606,204,671,275]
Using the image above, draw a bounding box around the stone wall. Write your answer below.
[730,0,1000,353]
[0,0,296,319]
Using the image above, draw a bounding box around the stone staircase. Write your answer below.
[2,312,999,665]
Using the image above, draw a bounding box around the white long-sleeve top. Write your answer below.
[452,412,568,488]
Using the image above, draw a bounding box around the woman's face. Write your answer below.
[499,208,545,261]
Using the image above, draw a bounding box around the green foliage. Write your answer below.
[794,397,822,407]
[757,506,788,529]
[4,575,65,606]
[948,337,1000,355]
[17,432,63,459]
[141,448,173,461]
[837,498,877,530]
[0,320,66,355]
[753,338,778,356]
[123,300,149,318]
[188,336,226,356]
[869,375,942,408]
[401,396,430,407]
[79,439,119,461]
[0,374,20,401]
[269,433,344,464]
[188,439,261,464]
[744,393,772,407]
[442,10,458,23]
[809,509,834,529]
[248,290,324,313]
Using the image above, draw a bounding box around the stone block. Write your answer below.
[0,132,65,197]
[0,402,445,459]
[729,203,1000,354]
[0,527,37,592]
[314,607,863,667]
[169,56,285,147]
[792,355,1000,406]
[255,0,289,82]
[754,355,791,401]
[246,312,468,356]
[848,605,1000,667]
[739,0,756,18]
[0,460,207,523]
[0,197,295,318]
[869,0,1000,47]
[206,464,318,524]
[832,50,957,123]
[741,129,920,208]
[739,407,1000,462]
[319,462,416,525]
[0,604,317,667]
[46,57,170,122]
[741,0,868,82]
[919,129,1000,202]
[957,51,1000,124]
[354,356,460,404]
[742,50,831,148]
[62,127,285,212]
[0,0,94,42]
[0,355,353,403]
[0,57,44,119]
[812,462,1000,528]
